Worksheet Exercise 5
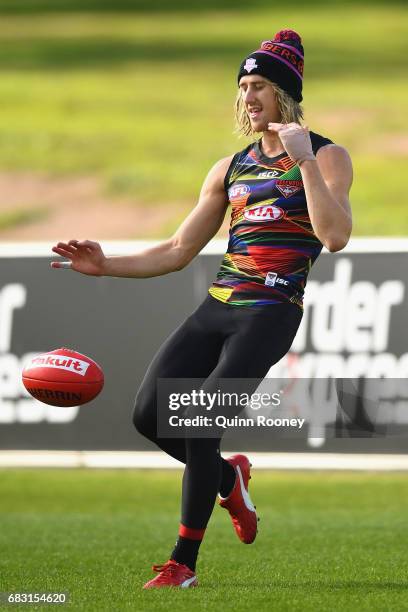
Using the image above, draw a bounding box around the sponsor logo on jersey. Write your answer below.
[258,170,280,179]
[243,58,258,73]
[276,180,303,198]
[265,272,289,287]
[243,204,284,222]
[229,184,250,201]
[27,354,90,376]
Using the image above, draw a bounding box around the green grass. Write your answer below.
[0,207,49,230]
[0,469,407,611]
[0,5,406,234]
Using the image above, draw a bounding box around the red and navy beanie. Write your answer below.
[237,29,304,102]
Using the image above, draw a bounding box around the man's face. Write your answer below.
[239,75,280,132]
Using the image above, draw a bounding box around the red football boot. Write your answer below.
[219,454,258,544]
[142,560,198,589]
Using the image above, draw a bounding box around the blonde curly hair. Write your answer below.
[234,79,304,137]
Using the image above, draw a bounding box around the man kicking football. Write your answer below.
[51,28,352,588]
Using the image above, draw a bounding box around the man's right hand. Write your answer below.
[51,239,107,276]
[49,155,231,280]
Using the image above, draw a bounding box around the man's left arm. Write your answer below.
[268,123,353,252]
[300,144,353,252]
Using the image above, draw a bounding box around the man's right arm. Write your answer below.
[51,155,233,278]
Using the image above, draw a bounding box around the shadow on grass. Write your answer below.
[0,0,406,14]
[0,38,405,78]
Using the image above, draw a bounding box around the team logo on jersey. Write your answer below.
[243,204,284,222]
[229,184,250,201]
[276,180,303,198]
[258,170,280,179]
[243,58,258,73]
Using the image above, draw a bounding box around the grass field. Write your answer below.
[0,3,407,236]
[0,468,407,611]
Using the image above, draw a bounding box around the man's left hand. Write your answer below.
[267,122,316,166]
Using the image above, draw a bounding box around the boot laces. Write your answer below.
[152,560,180,578]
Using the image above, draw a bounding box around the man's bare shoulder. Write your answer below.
[212,154,236,173]
[316,143,351,161]
[203,154,236,192]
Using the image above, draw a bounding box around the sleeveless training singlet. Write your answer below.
[208,131,334,308]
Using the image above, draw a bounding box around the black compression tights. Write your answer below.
[133,294,302,532]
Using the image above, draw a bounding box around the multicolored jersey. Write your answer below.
[208,131,334,308]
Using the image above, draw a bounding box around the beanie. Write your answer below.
[237,29,304,102]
